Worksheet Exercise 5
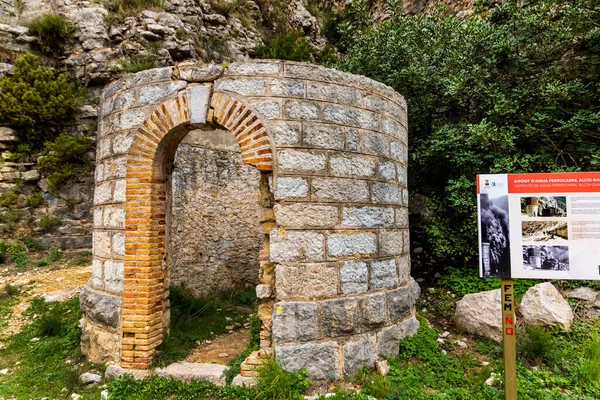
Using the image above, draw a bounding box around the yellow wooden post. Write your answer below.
[501,279,517,399]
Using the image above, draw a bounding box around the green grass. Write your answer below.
[0,284,21,331]
[0,297,104,399]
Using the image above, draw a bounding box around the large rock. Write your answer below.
[520,282,574,329]
[79,285,121,328]
[155,362,227,385]
[567,287,598,303]
[80,318,120,364]
[455,289,502,342]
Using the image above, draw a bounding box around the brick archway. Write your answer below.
[121,89,274,369]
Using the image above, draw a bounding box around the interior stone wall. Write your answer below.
[170,129,262,296]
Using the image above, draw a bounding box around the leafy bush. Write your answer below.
[518,325,557,365]
[0,54,84,146]
[256,31,315,62]
[338,0,600,266]
[26,13,75,56]
[106,0,163,18]
[37,133,93,192]
[24,192,44,208]
[37,213,61,231]
[256,359,311,400]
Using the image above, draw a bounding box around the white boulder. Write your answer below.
[455,289,503,342]
[520,282,573,330]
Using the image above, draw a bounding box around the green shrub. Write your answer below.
[106,0,164,19]
[256,31,315,62]
[49,245,62,262]
[37,133,92,192]
[0,189,19,208]
[37,310,63,337]
[210,0,240,16]
[24,237,46,251]
[256,359,311,400]
[0,54,84,146]
[27,13,75,56]
[0,283,19,300]
[35,258,49,267]
[339,0,600,266]
[255,0,288,36]
[24,192,44,208]
[37,213,61,231]
[112,54,156,73]
[518,326,557,365]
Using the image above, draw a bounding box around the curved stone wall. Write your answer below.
[84,60,419,378]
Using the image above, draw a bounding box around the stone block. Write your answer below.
[395,208,408,228]
[285,63,358,86]
[372,183,402,205]
[274,203,339,229]
[303,123,345,150]
[307,81,362,106]
[275,341,339,380]
[399,316,420,339]
[256,284,272,299]
[274,177,309,199]
[377,324,400,357]
[250,100,280,119]
[104,156,127,180]
[270,229,325,262]
[379,160,396,181]
[390,141,407,163]
[342,206,394,228]
[386,280,420,322]
[155,362,228,385]
[103,206,125,228]
[365,94,388,112]
[370,259,398,289]
[340,261,368,294]
[276,263,338,300]
[112,233,125,256]
[113,180,126,202]
[343,335,377,376]
[120,108,150,131]
[272,301,318,342]
[346,129,360,151]
[80,318,120,364]
[104,261,124,292]
[79,285,122,328]
[361,293,387,325]
[382,117,402,140]
[93,208,103,227]
[187,85,211,126]
[138,81,187,104]
[398,255,410,284]
[322,104,379,130]
[92,258,103,287]
[93,230,112,258]
[97,136,112,160]
[327,233,377,258]
[321,297,360,336]
[124,67,173,88]
[216,78,266,96]
[173,61,223,82]
[277,150,326,172]
[312,178,369,203]
[270,79,305,97]
[110,131,134,155]
[362,132,389,157]
[397,165,407,186]
[402,231,410,253]
[227,61,281,76]
[379,230,404,257]
[330,154,376,177]
[283,100,319,120]
[270,122,301,146]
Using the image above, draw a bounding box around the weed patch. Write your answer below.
[27,13,75,56]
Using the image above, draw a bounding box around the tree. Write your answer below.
[338,0,600,265]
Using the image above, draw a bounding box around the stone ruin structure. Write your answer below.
[81,59,420,379]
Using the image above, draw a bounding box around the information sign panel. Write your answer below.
[477,172,600,280]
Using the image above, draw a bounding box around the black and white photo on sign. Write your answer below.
[521,196,567,218]
[522,245,569,271]
[479,193,510,278]
[522,221,568,244]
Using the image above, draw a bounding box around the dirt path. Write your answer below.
[185,328,250,365]
[0,264,91,337]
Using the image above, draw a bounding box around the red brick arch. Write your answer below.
[121,90,274,369]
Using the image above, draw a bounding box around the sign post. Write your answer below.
[501,279,517,400]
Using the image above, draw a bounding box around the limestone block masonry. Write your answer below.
[82,59,420,379]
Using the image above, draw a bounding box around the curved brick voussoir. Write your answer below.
[86,60,415,377]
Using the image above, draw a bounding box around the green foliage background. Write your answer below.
[337,0,600,265]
